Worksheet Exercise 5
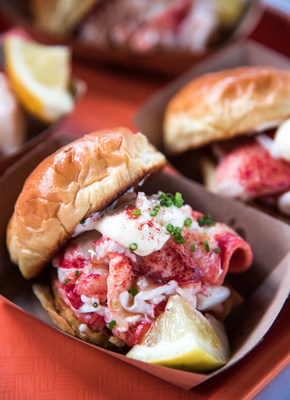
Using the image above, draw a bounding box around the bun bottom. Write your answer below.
[33,271,127,351]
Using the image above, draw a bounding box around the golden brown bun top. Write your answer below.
[7,127,166,279]
[164,67,290,153]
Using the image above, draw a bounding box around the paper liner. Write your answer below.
[0,135,289,390]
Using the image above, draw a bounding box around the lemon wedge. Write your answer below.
[4,35,74,123]
[127,295,230,372]
[213,0,246,27]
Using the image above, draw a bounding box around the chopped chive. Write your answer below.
[109,320,117,330]
[184,218,192,227]
[133,209,141,216]
[129,243,138,251]
[166,223,174,233]
[75,270,79,277]
[149,205,160,217]
[198,214,216,227]
[159,192,184,208]
[173,192,184,208]
[93,302,98,308]
[191,244,195,252]
[166,223,186,244]
[203,230,207,235]
[204,241,210,253]
[80,219,86,225]
[160,198,173,207]
[63,278,70,286]
[112,300,118,310]
[173,199,183,208]
[214,248,221,254]
[128,287,138,297]
[175,227,182,234]
[175,236,186,244]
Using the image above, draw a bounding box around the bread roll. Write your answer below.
[7,127,166,279]
[164,67,290,153]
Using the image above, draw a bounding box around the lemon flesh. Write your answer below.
[213,0,247,27]
[127,295,230,372]
[4,35,74,123]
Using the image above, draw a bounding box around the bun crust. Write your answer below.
[164,67,290,153]
[7,127,166,279]
[33,279,125,349]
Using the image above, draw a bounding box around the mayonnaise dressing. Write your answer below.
[277,190,290,216]
[274,119,290,162]
[256,134,281,159]
[75,192,194,256]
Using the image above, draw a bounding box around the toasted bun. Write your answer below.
[33,277,125,349]
[7,127,166,279]
[164,67,290,153]
[30,0,98,34]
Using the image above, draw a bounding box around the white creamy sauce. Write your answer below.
[277,191,290,216]
[78,324,92,333]
[255,120,290,163]
[196,285,230,311]
[74,192,194,256]
[256,134,282,159]
[274,119,290,162]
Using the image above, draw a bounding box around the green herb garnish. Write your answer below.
[112,300,118,310]
[214,248,221,254]
[149,205,160,217]
[128,287,138,297]
[160,197,173,207]
[203,241,210,253]
[198,214,216,227]
[166,223,174,233]
[93,302,98,308]
[191,244,195,252]
[109,320,117,330]
[166,224,186,244]
[173,192,184,208]
[129,243,138,251]
[80,219,86,225]
[133,209,141,216]
[75,270,79,277]
[175,226,182,234]
[175,236,186,244]
[159,192,184,208]
[184,218,192,227]
[63,278,70,286]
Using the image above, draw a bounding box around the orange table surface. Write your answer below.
[1,41,290,399]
